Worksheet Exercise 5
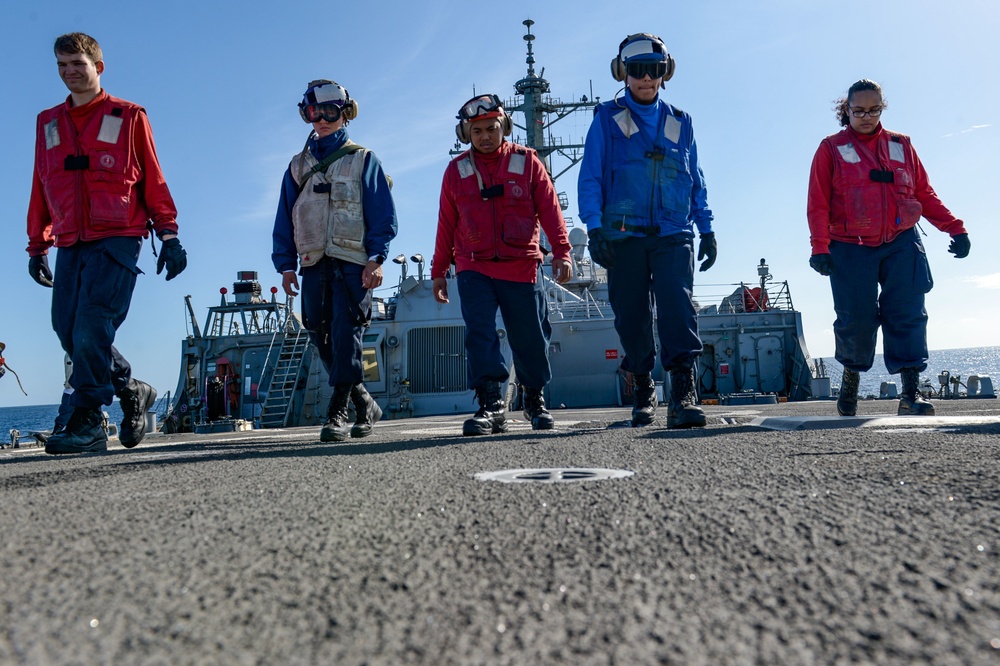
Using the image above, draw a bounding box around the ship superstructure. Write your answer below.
[163,22,816,433]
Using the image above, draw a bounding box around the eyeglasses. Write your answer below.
[850,107,883,118]
[626,60,667,80]
[457,94,503,121]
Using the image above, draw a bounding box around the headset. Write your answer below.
[298,79,359,123]
[610,33,675,87]
[454,94,513,144]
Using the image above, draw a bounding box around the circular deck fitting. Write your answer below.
[474,468,634,484]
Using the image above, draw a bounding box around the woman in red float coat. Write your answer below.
[806,79,971,418]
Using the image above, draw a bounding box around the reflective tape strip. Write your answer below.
[837,143,861,164]
[508,153,526,175]
[44,119,60,150]
[97,115,123,144]
[457,157,474,179]
[663,114,681,144]
[889,141,905,163]
[613,109,639,138]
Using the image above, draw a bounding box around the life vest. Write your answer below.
[451,144,542,262]
[289,143,369,267]
[34,95,147,243]
[824,128,922,244]
[597,100,695,237]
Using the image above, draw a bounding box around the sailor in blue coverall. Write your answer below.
[578,33,718,429]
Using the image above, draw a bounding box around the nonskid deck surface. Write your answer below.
[8,397,998,454]
[2,397,998,664]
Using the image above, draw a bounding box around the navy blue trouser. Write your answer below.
[456,270,552,391]
[828,228,933,374]
[300,256,371,386]
[52,237,141,409]
[607,234,701,374]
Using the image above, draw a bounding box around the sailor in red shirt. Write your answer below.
[806,79,971,417]
[432,95,572,435]
[26,33,188,454]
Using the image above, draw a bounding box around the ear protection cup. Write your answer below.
[455,110,512,145]
[342,99,358,121]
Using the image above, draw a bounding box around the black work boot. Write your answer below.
[45,408,108,454]
[631,374,657,427]
[462,383,508,436]
[898,367,935,416]
[321,384,352,442]
[667,367,706,429]
[118,378,157,448]
[349,383,383,438]
[837,368,860,416]
[522,387,554,430]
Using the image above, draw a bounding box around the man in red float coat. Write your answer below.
[26,32,188,454]
[432,94,572,436]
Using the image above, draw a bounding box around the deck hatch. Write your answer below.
[474,468,634,484]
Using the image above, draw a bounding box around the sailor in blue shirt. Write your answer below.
[578,33,717,429]
[272,80,397,442]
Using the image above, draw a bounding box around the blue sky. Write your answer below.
[2,0,998,408]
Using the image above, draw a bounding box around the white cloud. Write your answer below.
[964,273,1000,289]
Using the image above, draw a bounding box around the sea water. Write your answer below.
[1,402,124,442]
[818,345,1000,399]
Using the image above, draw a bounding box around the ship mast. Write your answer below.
[451,20,597,195]
[505,19,597,184]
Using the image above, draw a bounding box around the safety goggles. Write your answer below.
[626,60,668,80]
[457,94,503,121]
[301,103,343,123]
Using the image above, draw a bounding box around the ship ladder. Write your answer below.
[258,329,310,428]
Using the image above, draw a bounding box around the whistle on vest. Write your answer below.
[64,155,90,171]
[480,184,504,200]
[644,150,665,162]
[869,169,895,184]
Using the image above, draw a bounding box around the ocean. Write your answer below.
[2,345,998,439]
[816,345,1000,399]
[2,402,124,443]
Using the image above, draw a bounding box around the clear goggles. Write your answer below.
[301,103,343,124]
[457,94,503,121]
[625,60,668,80]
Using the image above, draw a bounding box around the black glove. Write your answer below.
[588,228,616,269]
[809,254,834,276]
[157,237,188,281]
[697,232,717,272]
[948,233,970,259]
[28,254,54,288]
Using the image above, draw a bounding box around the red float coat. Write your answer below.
[26,90,178,256]
[433,141,571,283]
[807,125,965,255]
